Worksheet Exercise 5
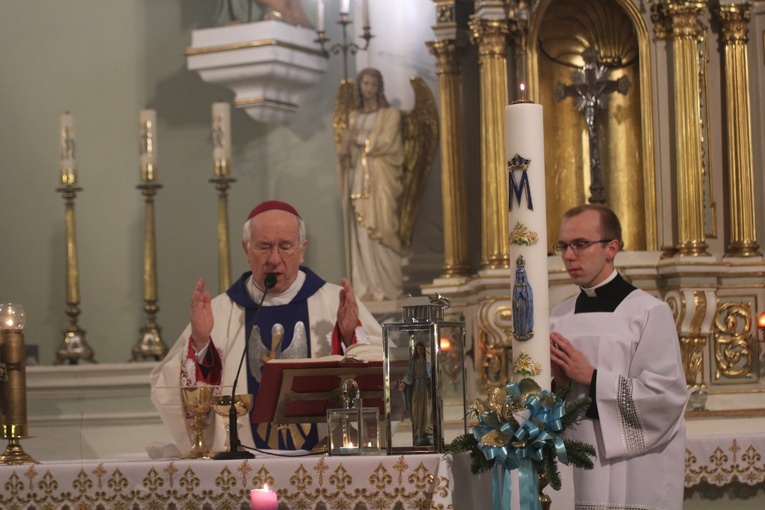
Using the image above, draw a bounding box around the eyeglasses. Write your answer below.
[252,242,299,258]
[553,239,614,255]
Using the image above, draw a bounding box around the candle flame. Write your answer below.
[262,483,269,491]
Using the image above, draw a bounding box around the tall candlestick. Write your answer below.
[506,99,551,390]
[250,485,277,510]
[212,102,231,174]
[361,0,369,27]
[316,0,325,32]
[139,109,157,182]
[340,0,350,15]
[59,112,77,186]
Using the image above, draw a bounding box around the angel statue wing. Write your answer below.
[333,79,356,189]
[398,76,439,249]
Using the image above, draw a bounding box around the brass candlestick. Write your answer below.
[54,185,95,364]
[131,180,168,361]
[0,304,38,465]
[211,160,235,293]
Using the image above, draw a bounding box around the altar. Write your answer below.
[0,452,491,510]
[13,363,765,509]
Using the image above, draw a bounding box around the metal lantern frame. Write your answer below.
[382,317,467,454]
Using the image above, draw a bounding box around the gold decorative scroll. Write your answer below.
[680,336,706,387]
[713,301,757,382]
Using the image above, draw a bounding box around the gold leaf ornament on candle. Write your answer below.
[139,109,157,182]
[59,112,77,186]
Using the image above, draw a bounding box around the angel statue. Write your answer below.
[213,0,312,27]
[334,68,438,301]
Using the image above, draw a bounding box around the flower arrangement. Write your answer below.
[448,378,595,510]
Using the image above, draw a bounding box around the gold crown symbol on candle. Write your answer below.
[508,153,531,171]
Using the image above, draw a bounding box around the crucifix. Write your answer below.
[554,47,630,204]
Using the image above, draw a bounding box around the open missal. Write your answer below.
[251,343,384,424]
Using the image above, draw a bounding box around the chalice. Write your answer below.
[213,390,254,449]
[181,386,216,459]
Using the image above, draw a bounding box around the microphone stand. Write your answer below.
[214,273,277,460]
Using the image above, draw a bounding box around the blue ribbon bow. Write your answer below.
[474,380,571,510]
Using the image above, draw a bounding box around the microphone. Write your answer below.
[214,272,277,460]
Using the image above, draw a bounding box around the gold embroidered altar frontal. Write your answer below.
[685,433,765,487]
[0,453,486,510]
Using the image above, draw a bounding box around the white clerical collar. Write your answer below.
[247,270,306,306]
[581,269,618,297]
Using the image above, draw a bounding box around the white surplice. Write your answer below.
[550,280,687,510]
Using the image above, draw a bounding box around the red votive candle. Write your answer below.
[251,484,277,510]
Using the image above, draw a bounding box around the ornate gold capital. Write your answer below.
[651,1,705,40]
[717,4,751,45]
[427,39,462,76]
[469,17,510,59]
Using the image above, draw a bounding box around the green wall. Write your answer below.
[0,1,441,364]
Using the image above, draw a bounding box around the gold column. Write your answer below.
[428,39,470,278]
[717,3,761,258]
[652,1,710,257]
[469,16,511,269]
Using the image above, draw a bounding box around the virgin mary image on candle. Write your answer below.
[512,255,534,341]
[398,342,432,446]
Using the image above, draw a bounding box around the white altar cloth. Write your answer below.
[0,452,491,510]
[685,432,765,487]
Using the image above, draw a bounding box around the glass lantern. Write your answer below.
[326,379,382,456]
[382,296,467,454]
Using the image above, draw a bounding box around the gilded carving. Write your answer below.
[690,290,708,336]
[665,291,685,328]
[436,5,455,25]
[679,336,706,387]
[476,298,514,390]
[469,18,510,58]
[713,302,757,381]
